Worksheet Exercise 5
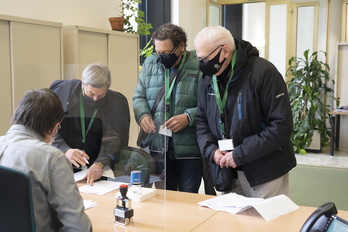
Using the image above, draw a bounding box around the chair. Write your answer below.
[108,146,156,186]
[0,165,36,232]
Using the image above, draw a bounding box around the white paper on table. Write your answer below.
[74,169,88,182]
[102,165,115,178]
[83,200,98,210]
[199,193,263,214]
[79,180,125,195]
[199,193,299,221]
[251,194,299,221]
[74,165,115,182]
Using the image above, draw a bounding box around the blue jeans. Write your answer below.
[165,148,202,193]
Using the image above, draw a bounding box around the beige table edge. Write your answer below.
[79,182,348,232]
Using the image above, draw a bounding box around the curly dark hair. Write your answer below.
[151,23,187,48]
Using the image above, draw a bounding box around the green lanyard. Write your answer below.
[212,49,237,138]
[164,51,187,120]
[80,92,99,144]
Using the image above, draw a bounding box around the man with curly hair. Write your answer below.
[133,23,204,193]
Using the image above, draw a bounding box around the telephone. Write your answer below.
[300,202,348,232]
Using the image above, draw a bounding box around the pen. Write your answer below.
[83,156,89,164]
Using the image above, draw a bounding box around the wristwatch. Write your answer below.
[94,162,103,168]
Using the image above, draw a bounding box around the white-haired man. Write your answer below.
[194,26,296,198]
[50,63,130,185]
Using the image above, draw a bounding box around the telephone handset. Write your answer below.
[300,202,337,232]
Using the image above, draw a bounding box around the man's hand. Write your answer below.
[86,163,103,186]
[65,149,89,168]
[164,114,189,133]
[212,149,227,165]
[140,115,156,133]
[219,151,237,168]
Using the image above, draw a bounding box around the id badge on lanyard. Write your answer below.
[214,50,237,151]
[218,139,234,151]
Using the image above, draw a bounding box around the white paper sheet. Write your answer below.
[74,169,88,182]
[199,193,299,221]
[79,180,125,195]
[199,193,263,214]
[102,165,115,178]
[252,194,300,221]
[74,165,115,182]
[83,200,98,210]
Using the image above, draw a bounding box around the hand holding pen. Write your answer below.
[65,148,90,168]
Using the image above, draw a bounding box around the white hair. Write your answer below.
[81,63,111,88]
[194,26,235,51]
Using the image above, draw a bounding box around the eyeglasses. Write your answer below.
[157,46,177,58]
[196,45,224,63]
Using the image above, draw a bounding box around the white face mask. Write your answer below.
[48,123,60,145]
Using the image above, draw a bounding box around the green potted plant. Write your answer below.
[139,38,154,58]
[109,0,154,57]
[286,49,336,154]
[109,0,152,34]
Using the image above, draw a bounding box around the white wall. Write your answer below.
[329,0,348,153]
[0,0,120,30]
[0,0,206,51]
[317,0,328,53]
[242,2,266,58]
[326,0,341,111]
[172,0,207,50]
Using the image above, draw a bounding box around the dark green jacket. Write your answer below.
[133,50,201,159]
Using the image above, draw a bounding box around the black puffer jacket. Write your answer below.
[196,39,296,187]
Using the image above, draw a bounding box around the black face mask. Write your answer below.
[159,52,179,69]
[82,90,106,109]
[199,49,226,76]
[83,93,103,108]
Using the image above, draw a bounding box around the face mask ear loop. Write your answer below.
[159,53,179,69]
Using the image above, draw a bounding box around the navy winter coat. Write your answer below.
[196,39,296,187]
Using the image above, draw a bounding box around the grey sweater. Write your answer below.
[0,125,92,232]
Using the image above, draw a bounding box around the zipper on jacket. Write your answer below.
[260,122,266,129]
[238,91,243,120]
